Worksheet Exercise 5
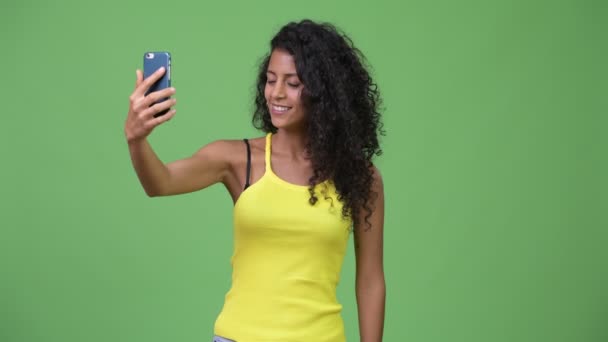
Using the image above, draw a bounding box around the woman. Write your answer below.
[125,19,385,342]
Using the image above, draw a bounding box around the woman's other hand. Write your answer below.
[124,67,176,143]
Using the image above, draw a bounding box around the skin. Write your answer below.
[125,48,385,342]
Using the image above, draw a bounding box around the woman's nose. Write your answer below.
[272,83,286,99]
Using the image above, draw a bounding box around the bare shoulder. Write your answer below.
[245,135,267,152]
[191,136,266,166]
[194,139,243,159]
[192,136,266,197]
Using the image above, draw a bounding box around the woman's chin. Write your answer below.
[271,114,288,126]
[271,119,286,130]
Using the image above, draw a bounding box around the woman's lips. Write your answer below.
[270,104,291,115]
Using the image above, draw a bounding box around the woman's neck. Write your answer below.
[272,129,309,159]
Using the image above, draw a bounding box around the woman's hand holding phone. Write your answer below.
[124,67,176,143]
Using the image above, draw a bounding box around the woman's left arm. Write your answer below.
[354,166,386,342]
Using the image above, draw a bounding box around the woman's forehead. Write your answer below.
[267,49,298,76]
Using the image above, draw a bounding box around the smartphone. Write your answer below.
[143,51,171,117]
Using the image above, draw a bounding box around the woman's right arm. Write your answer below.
[125,67,231,197]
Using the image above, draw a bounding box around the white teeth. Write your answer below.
[272,105,290,112]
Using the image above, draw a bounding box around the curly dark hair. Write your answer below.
[253,19,384,230]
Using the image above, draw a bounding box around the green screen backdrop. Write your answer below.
[1,0,606,341]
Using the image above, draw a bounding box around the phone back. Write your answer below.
[143,52,171,95]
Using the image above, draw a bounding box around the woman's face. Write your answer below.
[264,48,306,131]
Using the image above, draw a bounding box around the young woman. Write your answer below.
[125,19,385,342]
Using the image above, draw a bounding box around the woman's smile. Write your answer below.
[270,104,292,114]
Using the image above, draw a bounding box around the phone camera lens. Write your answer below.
[145,53,154,59]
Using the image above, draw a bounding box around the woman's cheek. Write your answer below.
[289,89,301,103]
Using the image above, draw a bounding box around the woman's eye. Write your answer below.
[267,80,276,84]
[288,83,301,88]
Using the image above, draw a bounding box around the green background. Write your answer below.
[1,0,606,341]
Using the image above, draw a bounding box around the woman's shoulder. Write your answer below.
[195,135,266,162]
[243,135,267,153]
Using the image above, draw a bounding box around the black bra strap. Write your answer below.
[243,139,251,190]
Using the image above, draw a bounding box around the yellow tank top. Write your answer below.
[214,133,352,341]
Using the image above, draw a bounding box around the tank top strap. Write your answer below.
[265,133,272,170]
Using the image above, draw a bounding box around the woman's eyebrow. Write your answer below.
[266,70,298,77]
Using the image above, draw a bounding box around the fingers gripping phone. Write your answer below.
[143,52,171,117]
